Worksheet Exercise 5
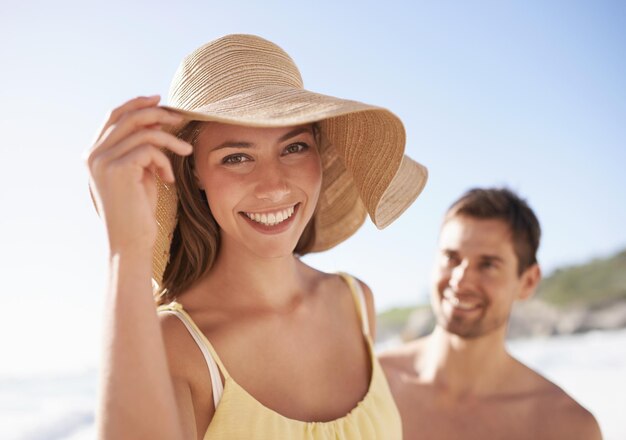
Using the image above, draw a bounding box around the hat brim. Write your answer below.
[162,86,389,129]
[152,85,428,283]
[161,84,427,225]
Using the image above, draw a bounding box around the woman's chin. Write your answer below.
[248,240,301,260]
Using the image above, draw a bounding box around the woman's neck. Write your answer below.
[197,240,313,311]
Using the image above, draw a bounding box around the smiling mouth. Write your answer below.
[443,289,483,311]
[243,204,297,227]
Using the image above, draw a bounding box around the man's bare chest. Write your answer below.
[399,392,548,440]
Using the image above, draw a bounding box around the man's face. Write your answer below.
[431,215,538,338]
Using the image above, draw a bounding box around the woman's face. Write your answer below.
[193,122,322,259]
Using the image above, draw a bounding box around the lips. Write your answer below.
[442,289,484,311]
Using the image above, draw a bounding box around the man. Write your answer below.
[380,188,602,440]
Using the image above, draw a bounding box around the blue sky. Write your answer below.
[1,0,624,373]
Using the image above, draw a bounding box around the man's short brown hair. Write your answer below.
[444,188,541,275]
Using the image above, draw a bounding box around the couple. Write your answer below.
[87,34,600,439]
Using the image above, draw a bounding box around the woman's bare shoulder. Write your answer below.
[158,310,205,376]
[158,307,215,436]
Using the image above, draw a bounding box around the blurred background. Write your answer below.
[1,0,624,438]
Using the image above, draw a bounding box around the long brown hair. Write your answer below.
[155,122,318,305]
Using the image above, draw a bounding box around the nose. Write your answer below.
[449,261,473,293]
[253,161,291,203]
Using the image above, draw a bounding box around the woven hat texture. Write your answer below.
[152,34,428,285]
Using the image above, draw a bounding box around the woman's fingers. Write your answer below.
[86,97,189,250]
[99,128,192,164]
[96,106,185,152]
[88,129,191,187]
[94,95,161,142]
[116,144,177,183]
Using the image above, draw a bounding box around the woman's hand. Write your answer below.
[85,95,192,255]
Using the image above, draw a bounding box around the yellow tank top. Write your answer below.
[158,273,402,439]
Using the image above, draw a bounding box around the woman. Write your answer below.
[86,34,427,439]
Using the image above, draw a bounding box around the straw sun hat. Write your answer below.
[150,34,428,285]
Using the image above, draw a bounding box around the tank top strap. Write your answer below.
[157,301,230,408]
[337,272,371,338]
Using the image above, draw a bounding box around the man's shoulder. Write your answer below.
[379,337,426,360]
[538,386,602,439]
[554,398,602,439]
[378,338,428,378]
[511,358,602,439]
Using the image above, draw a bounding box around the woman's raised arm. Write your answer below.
[85,96,192,439]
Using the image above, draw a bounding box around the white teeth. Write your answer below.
[244,205,296,226]
[455,301,475,310]
[444,290,479,310]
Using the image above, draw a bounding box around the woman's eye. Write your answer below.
[283,142,309,155]
[222,154,250,165]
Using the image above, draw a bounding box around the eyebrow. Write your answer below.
[210,126,314,152]
[211,141,253,151]
[480,255,504,263]
[441,249,504,262]
[278,126,313,143]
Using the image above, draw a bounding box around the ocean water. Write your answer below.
[0,369,96,440]
[2,329,625,440]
